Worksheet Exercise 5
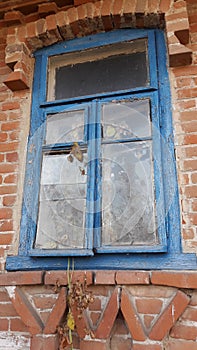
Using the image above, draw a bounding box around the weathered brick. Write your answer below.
[0,271,43,285]
[121,288,146,341]
[133,344,162,350]
[0,318,9,331]
[166,340,197,350]
[30,335,59,350]
[94,287,119,339]
[10,317,29,332]
[170,324,197,340]
[44,270,93,286]
[116,271,150,285]
[151,271,197,288]
[44,287,67,334]
[7,286,43,335]
[95,271,115,285]
[135,298,163,314]
[149,291,190,340]
[80,340,108,350]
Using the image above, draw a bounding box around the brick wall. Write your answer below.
[0,0,197,349]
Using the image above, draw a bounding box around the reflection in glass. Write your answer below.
[35,152,87,249]
[45,110,84,145]
[101,142,157,246]
[102,99,151,140]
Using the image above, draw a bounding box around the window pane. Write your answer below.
[101,142,157,246]
[45,110,84,145]
[48,39,149,100]
[35,152,87,249]
[102,99,151,141]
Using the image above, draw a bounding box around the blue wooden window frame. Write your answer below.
[6,29,197,270]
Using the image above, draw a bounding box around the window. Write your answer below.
[6,29,197,270]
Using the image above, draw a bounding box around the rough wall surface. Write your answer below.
[0,0,197,349]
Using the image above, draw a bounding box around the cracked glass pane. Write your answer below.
[101,142,157,246]
[35,152,87,249]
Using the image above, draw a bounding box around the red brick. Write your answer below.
[160,0,171,12]
[5,152,18,163]
[182,228,195,240]
[116,271,150,285]
[4,174,17,184]
[179,100,196,110]
[133,345,162,350]
[67,7,80,36]
[95,271,115,284]
[128,285,175,298]
[0,271,43,286]
[88,297,101,311]
[111,337,132,350]
[114,316,131,335]
[3,195,16,206]
[33,295,57,309]
[4,70,29,91]
[10,317,29,332]
[0,220,13,231]
[183,160,197,171]
[30,335,59,350]
[9,131,20,141]
[94,287,119,339]
[7,286,43,335]
[38,2,58,16]
[123,0,137,14]
[151,271,197,288]
[178,87,197,99]
[0,163,17,173]
[0,142,19,152]
[181,306,197,322]
[192,200,197,210]
[0,233,13,245]
[183,134,197,145]
[44,287,67,334]
[26,21,36,38]
[0,302,18,317]
[0,185,17,195]
[185,146,197,157]
[136,298,163,314]
[0,133,8,142]
[121,288,146,341]
[44,270,93,286]
[181,121,197,133]
[183,185,197,197]
[90,311,101,325]
[170,324,197,340]
[0,208,12,220]
[149,291,190,340]
[166,340,197,350]
[136,0,148,12]
[80,340,108,350]
[0,290,10,301]
[187,213,197,225]
[144,315,154,330]
[0,318,9,331]
[2,101,20,111]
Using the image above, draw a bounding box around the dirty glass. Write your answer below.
[48,39,149,101]
[101,142,157,246]
[102,99,151,140]
[35,152,88,249]
[45,110,84,145]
